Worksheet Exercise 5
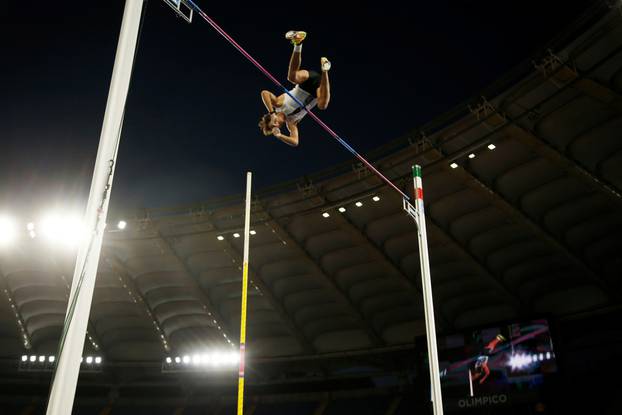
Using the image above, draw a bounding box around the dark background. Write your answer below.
[0,0,598,215]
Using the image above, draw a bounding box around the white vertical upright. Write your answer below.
[45,1,144,414]
[410,164,444,415]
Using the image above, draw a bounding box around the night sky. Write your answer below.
[1,0,598,217]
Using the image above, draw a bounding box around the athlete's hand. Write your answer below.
[271,127,281,136]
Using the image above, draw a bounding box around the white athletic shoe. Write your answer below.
[321,57,331,72]
[285,30,307,45]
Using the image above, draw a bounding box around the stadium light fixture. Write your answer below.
[508,353,532,371]
[322,212,330,218]
[163,351,240,371]
[49,356,55,363]
[355,201,363,207]
[40,214,86,248]
[250,230,256,235]
[117,220,127,230]
[372,196,380,202]
[0,215,17,246]
[38,356,45,363]
[217,235,224,241]
[338,207,346,213]
[468,153,476,159]
[488,143,496,150]
[21,355,27,362]
[233,233,240,238]
[95,357,102,364]
[85,356,93,364]
[450,162,458,169]
[29,356,36,362]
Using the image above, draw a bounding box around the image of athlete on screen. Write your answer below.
[470,333,506,385]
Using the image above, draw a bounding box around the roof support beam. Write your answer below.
[534,51,622,113]
[101,250,171,353]
[260,212,385,347]
[152,230,236,346]
[328,210,453,331]
[0,269,32,349]
[391,189,524,312]
[50,258,103,354]
[472,99,622,205]
[217,235,316,354]
[433,138,617,301]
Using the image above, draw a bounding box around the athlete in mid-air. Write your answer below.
[258,31,331,146]
[471,334,506,385]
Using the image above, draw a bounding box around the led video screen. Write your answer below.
[438,319,557,411]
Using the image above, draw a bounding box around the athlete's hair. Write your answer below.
[258,113,272,136]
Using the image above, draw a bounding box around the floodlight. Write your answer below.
[38,355,45,363]
[211,352,224,366]
[338,207,346,213]
[250,230,256,235]
[488,143,496,150]
[29,355,36,362]
[192,355,201,365]
[182,355,190,364]
[166,357,172,364]
[355,201,363,207]
[372,196,380,202]
[233,233,240,238]
[175,356,181,364]
[468,153,476,159]
[546,352,551,360]
[508,353,531,370]
[21,355,27,362]
[86,356,93,364]
[0,215,17,246]
[217,235,224,240]
[95,356,102,364]
[49,356,55,363]
[40,214,86,247]
[450,162,458,169]
[117,220,127,230]
[322,212,330,218]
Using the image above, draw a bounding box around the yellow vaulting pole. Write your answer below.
[237,171,252,415]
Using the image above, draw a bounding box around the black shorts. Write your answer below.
[298,70,321,95]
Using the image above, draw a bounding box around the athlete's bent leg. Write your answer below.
[317,58,331,110]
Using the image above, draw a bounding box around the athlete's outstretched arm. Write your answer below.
[273,121,299,147]
[261,90,279,113]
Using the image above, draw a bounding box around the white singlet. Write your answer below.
[275,85,317,124]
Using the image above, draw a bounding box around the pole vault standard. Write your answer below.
[403,165,444,415]
[237,172,252,415]
[45,1,144,414]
